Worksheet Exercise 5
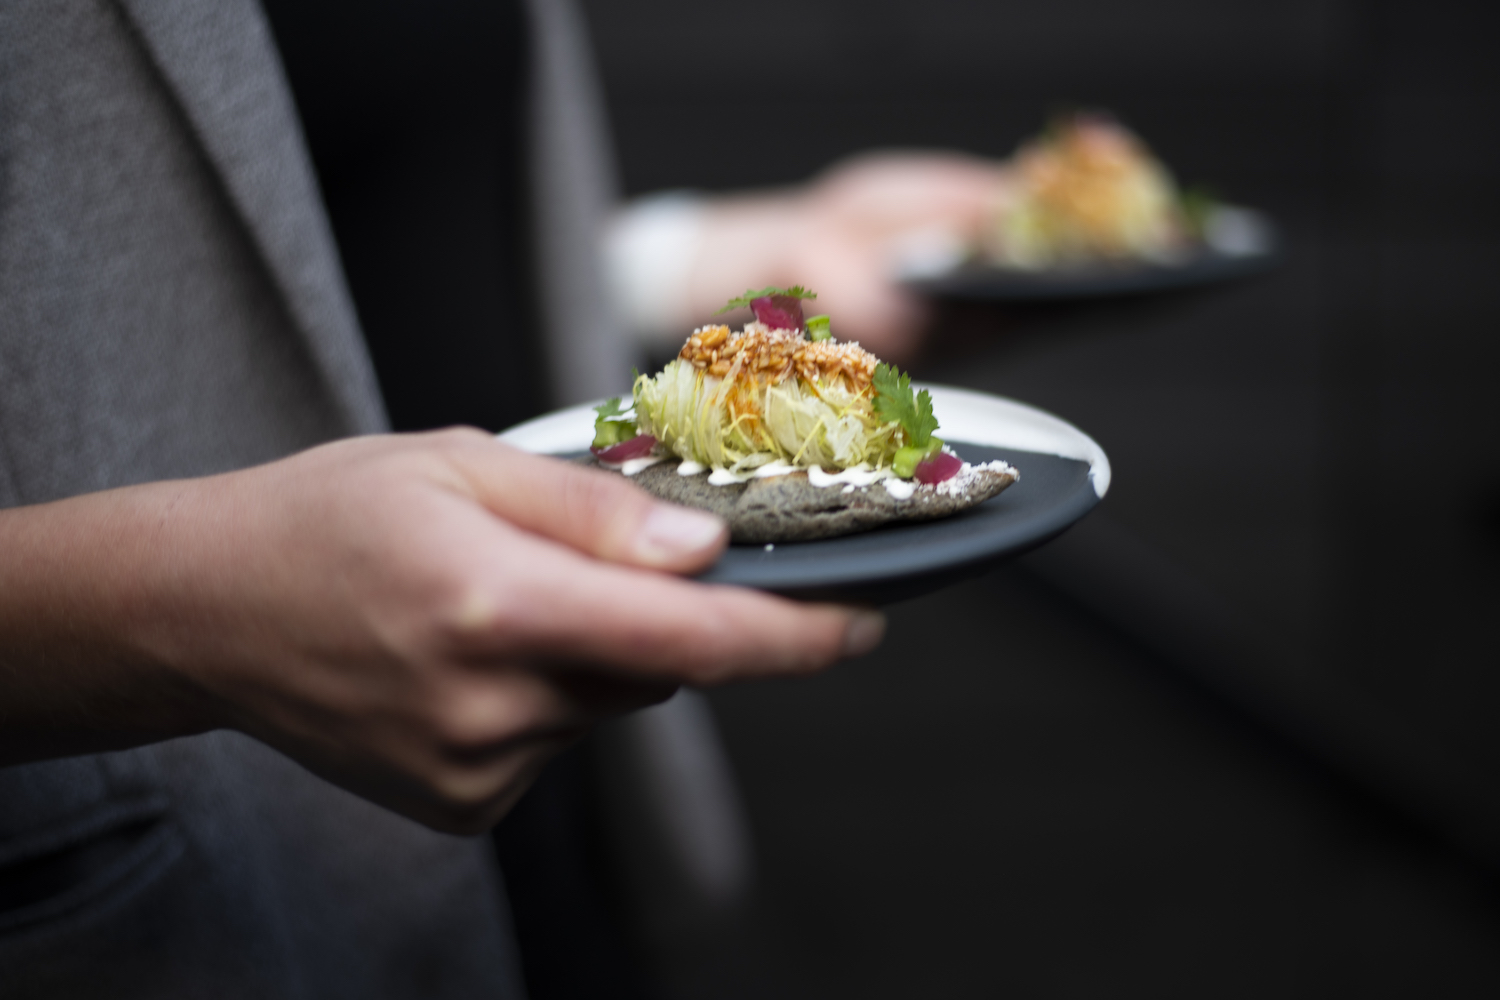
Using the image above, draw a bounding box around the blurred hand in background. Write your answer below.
[608,152,1008,363]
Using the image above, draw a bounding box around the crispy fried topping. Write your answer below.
[678,323,877,392]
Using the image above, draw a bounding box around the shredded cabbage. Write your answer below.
[633,361,902,473]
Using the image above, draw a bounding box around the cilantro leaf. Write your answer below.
[593,397,628,420]
[714,285,818,315]
[872,363,939,448]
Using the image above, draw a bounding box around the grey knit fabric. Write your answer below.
[0,1,524,995]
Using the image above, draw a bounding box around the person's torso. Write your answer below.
[0,3,522,995]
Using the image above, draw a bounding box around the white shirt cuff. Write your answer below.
[604,191,705,345]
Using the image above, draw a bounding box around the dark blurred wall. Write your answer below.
[579,0,1500,995]
[586,0,1342,195]
[580,0,1500,796]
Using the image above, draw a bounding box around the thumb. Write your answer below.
[444,435,728,573]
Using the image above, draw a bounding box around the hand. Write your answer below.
[0,431,884,832]
[687,152,1008,361]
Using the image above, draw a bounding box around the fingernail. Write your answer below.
[636,505,725,562]
[841,611,886,659]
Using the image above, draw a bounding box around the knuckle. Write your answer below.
[561,466,636,530]
[432,579,528,654]
[421,426,496,470]
[426,682,536,754]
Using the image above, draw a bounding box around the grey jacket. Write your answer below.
[0,1,620,995]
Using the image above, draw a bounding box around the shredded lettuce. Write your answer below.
[633,360,904,473]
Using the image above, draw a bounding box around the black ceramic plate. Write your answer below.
[498,387,1109,605]
[906,206,1280,304]
[694,444,1095,603]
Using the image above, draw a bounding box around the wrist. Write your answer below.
[0,479,229,763]
[605,191,707,343]
[113,476,246,736]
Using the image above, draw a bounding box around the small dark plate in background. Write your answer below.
[906,207,1280,304]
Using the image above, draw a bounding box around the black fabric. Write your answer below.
[495,747,653,1000]
[261,0,546,433]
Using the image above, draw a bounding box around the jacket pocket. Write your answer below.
[0,793,183,938]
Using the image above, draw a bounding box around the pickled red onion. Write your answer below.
[914,450,962,484]
[592,434,657,463]
[750,295,805,331]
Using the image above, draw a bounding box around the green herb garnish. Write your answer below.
[592,396,638,449]
[805,314,832,341]
[873,363,943,477]
[714,285,819,315]
[594,397,629,421]
[873,364,938,447]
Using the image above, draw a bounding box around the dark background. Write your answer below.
[575,0,1500,995]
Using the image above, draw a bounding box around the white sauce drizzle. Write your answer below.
[883,479,916,500]
[619,456,665,476]
[705,459,802,485]
[707,467,746,486]
[751,459,800,479]
[806,464,894,489]
[699,459,909,489]
[604,446,1016,505]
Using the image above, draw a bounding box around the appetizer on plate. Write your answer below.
[590,287,1017,543]
[985,112,1203,269]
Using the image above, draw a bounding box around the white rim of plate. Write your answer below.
[497,384,1111,499]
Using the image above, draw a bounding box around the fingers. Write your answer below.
[402,668,679,833]
[813,151,1009,233]
[456,525,886,685]
[439,434,729,574]
[299,666,677,835]
[366,737,568,836]
[429,664,678,762]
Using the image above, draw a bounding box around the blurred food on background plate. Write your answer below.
[889,112,1272,282]
[986,113,1190,268]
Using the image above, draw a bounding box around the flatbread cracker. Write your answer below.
[594,458,1017,544]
